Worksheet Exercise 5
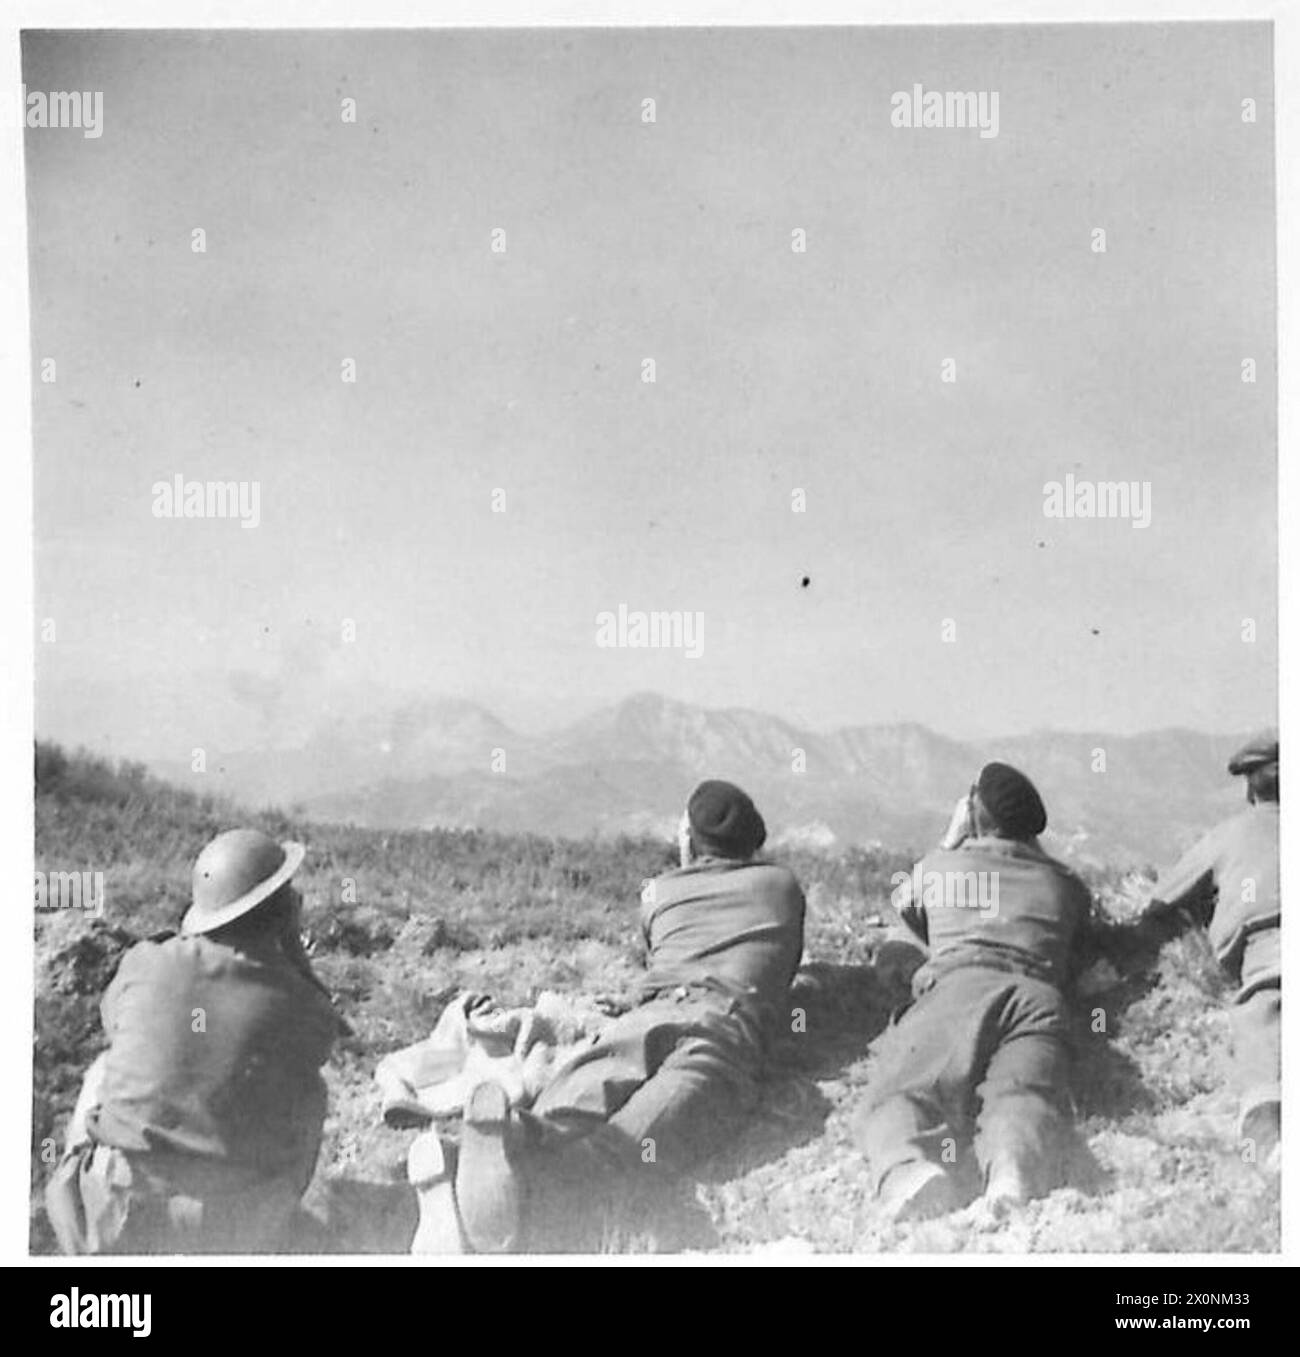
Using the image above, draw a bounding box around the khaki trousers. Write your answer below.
[520,989,763,1177]
[1228,928,1280,1137]
[852,965,1073,1199]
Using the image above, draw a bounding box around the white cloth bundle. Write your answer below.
[375,990,610,1125]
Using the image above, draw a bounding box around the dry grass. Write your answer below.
[31,744,1278,1254]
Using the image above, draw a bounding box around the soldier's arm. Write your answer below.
[891,865,928,945]
[279,915,352,1038]
[98,941,146,1036]
[636,877,659,959]
[281,920,334,995]
[1063,878,1094,975]
[939,795,973,851]
[789,876,809,960]
[1083,856,1215,980]
[1145,826,1224,933]
[1066,877,1143,992]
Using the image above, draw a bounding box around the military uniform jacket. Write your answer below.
[1155,801,1280,993]
[638,858,806,1023]
[87,933,340,1186]
[896,835,1093,987]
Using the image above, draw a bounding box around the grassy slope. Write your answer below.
[32,744,1278,1254]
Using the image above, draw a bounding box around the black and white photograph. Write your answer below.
[6,3,1293,1280]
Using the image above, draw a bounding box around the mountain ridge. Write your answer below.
[142,691,1252,866]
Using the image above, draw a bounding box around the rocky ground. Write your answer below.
[32,746,1279,1255]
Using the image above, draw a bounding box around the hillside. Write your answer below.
[138,691,1253,867]
[32,744,1278,1254]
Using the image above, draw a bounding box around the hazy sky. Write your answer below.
[26,24,1276,755]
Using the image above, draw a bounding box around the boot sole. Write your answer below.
[884,1164,960,1224]
[456,1081,522,1253]
[407,1131,466,1254]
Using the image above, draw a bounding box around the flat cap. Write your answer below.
[1228,729,1278,776]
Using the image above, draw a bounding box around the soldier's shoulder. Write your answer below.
[746,856,798,880]
[1061,862,1094,899]
[111,930,194,983]
[927,840,995,872]
[143,930,255,980]
[1042,848,1090,887]
[746,858,805,899]
[1016,840,1090,892]
[123,930,181,960]
[640,865,686,907]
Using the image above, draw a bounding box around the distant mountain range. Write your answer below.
[149,691,1251,866]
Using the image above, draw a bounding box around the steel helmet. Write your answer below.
[182,828,306,936]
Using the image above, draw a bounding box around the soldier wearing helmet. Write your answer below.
[1141,730,1280,1170]
[45,829,345,1254]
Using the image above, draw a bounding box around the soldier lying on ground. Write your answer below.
[411,779,807,1253]
[45,829,347,1254]
[1132,731,1280,1171]
[851,762,1094,1222]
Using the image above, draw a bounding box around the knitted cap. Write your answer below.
[976,762,1047,839]
[687,780,766,859]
